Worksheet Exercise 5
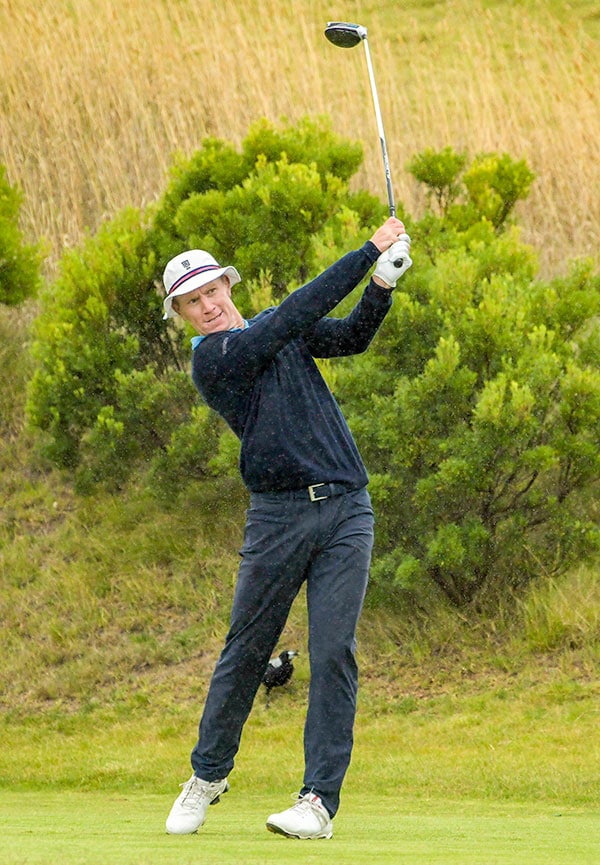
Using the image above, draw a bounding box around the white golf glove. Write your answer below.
[374,234,412,288]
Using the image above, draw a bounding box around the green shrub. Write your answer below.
[0,165,42,307]
[26,208,156,467]
[335,161,600,606]
[408,146,468,213]
[407,146,534,230]
[145,404,230,502]
[75,368,198,492]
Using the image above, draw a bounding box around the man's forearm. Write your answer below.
[303,279,392,357]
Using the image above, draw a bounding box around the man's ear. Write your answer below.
[222,275,232,296]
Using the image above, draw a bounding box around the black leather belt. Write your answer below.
[300,482,354,502]
[252,483,359,502]
[304,484,350,502]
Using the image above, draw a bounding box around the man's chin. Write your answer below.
[201,316,227,335]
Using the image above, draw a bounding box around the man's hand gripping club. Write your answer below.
[369,217,412,289]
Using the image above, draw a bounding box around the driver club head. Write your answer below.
[324,21,367,48]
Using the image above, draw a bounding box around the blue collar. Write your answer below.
[191,320,249,350]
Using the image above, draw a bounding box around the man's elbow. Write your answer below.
[353,334,375,354]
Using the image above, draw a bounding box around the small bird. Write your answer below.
[263,650,299,707]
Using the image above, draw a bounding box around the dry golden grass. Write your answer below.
[1,0,599,277]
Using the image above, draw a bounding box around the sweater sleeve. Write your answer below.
[193,241,380,386]
[302,280,392,357]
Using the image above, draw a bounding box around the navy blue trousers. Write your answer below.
[190,486,374,817]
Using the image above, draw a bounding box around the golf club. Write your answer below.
[324,21,396,218]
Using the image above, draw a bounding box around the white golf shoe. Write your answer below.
[165,774,229,834]
[266,792,333,839]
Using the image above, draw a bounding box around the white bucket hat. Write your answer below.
[162,249,241,319]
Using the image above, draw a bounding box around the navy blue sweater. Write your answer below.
[191,240,392,492]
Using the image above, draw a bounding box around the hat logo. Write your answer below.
[182,260,191,269]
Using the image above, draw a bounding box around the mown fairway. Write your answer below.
[1,791,598,865]
[1,678,599,863]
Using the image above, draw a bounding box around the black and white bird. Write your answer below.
[263,650,299,707]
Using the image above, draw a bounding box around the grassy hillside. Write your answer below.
[1,296,598,711]
[2,295,599,716]
[1,0,599,279]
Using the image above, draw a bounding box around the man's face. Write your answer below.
[173,275,243,336]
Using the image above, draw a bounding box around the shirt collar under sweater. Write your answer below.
[191,320,249,350]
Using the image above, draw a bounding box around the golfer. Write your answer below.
[163,216,412,839]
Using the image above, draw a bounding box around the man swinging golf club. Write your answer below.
[162,215,411,839]
[162,17,412,840]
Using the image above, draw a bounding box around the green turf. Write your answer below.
[1,791,597,865]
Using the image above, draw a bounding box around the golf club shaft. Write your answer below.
[361,37,396,218]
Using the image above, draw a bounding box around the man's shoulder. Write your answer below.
[249,307,276,324]
[193,331,227,352]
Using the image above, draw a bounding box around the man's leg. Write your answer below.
[301,488,374,817]
[167,493,320,834]
[191,494,318,781]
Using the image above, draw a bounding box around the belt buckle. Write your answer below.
[308,483,328,502]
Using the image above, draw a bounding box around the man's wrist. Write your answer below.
[372,275,394,290]
[363,240,382,263]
